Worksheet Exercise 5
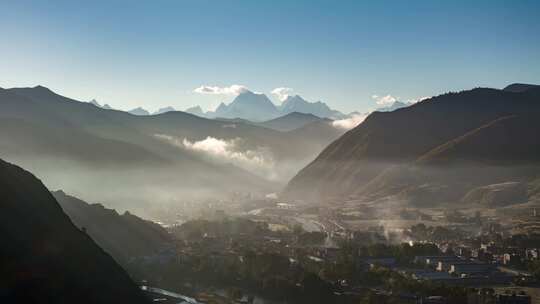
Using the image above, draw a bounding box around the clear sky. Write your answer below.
[1,0,539,113]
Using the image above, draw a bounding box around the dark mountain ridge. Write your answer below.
[258,112,324,131]
[503,83,540,93]
[0,158,148,303]
[53,190,173,265]
[284,86,540,202]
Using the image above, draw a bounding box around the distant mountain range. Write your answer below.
[0,158,147,303]
[128,106,178,116]
[154,106,176,115]
[90,100,178,116]
[91,89,410,123]
[278,95,346,119]
[185,105,204,116]
[128,107,151,116]
[283,83,540,206]
[212,112,330,132]
[258,112,327,132]
[187,90,348,122]
[0,85,343,211]
[210,90,282,121]
[90,99,113,109]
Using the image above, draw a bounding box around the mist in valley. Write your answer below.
[2,1,540,302]
[0,129,329,222]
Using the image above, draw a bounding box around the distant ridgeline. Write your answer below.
[188,91,347,122]
[0,85,343,207]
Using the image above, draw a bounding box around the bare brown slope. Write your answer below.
[358,115,540,205]
[418,114,540,164]
[284,87,540,201]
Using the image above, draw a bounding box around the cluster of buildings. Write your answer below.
[407,240,539,285]
[467,289,532,304]
[137,210,540,304]
[409,255,512,285]
[356,288,533,304]
[438,240,540,267]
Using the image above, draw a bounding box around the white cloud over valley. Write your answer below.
[154,134,277,179]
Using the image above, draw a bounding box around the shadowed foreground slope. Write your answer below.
[53,190,173,265]
[0,159,148,303]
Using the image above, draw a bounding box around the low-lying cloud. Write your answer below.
[155,134,277,179]
[271,87,294,101]
[193,84,249,96]
[182,137,271,170]
[332,113,368,130]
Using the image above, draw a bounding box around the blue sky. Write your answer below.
[1,0,539,113]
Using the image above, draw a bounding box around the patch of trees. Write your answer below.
[172,218,271,239]
[407,223,464,242]
[358,266,468,304]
